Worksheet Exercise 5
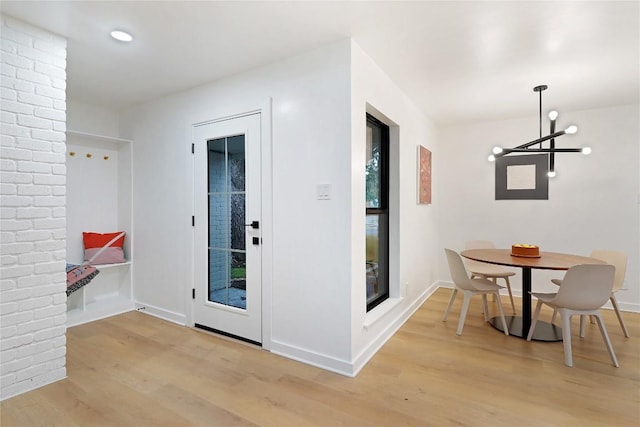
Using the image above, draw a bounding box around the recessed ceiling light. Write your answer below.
[110,30,133,43]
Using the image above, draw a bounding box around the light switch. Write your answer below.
[317,184,331,200]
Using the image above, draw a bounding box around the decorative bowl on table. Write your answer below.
[511,244,540,258]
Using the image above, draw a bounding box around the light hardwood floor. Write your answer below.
[2,288,639,426]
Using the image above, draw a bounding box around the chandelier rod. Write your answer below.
[487,85,589,172]
[533,85,548,142]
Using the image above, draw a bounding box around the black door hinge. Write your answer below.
[192,288,195,299]
[192,216,195,227]
[191,143,195,154]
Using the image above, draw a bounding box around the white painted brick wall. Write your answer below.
[0,14,67,401]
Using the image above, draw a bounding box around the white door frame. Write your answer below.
[188,99,272,350]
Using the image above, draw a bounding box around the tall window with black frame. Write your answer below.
[365,113,389,311]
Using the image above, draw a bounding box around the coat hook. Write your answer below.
[69,151,76,156]
[103,156,109,160]
[86,153,92,158]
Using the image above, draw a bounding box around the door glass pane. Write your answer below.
[230,194,245,251]
[207,135,247,309]
[209,249,229,303]
[228,135,245,192]
[208,194,228,248]
[230,251,246,309]
[208,139,226,193]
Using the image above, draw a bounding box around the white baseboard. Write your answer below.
[351,281,441,376]
[271,281,443,377]
[0,369,66,402]
[270,340,355,377]
[439,281,640,313]
[142,282,636,381]
[134,302,187,325]
[604,300,640,313]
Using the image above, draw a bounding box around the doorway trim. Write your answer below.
[188,98,273,350]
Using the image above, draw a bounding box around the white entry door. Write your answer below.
[193,113,262,345]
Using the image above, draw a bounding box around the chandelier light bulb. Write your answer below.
[489,86,584,175]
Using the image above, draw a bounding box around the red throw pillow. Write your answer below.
[83,231,126,264]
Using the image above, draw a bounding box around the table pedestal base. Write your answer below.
[489,316,562,342]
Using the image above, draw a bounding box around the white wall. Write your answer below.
[119,40,355,370]
[65,101,123,265]
[66,99,119,137]
[439,104,640,311]
[0,15,67,400]
[349,41,441,374]
[119,39,445,375]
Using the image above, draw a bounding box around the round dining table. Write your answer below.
[460,249,606,341]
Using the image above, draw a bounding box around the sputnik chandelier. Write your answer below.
[488,85,591,177]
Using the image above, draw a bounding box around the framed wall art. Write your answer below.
[418,145,432,204]
[495,153,549,200]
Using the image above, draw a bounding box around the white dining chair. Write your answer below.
[464,240,516,314]
[527,264,618,367]
[442,248,509,336]
[550,250,630,338]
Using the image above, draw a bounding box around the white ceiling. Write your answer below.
[2,1,639,126]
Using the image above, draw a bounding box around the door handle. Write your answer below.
[245,221,259,229]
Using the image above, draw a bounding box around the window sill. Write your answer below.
[363,297,403,330]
